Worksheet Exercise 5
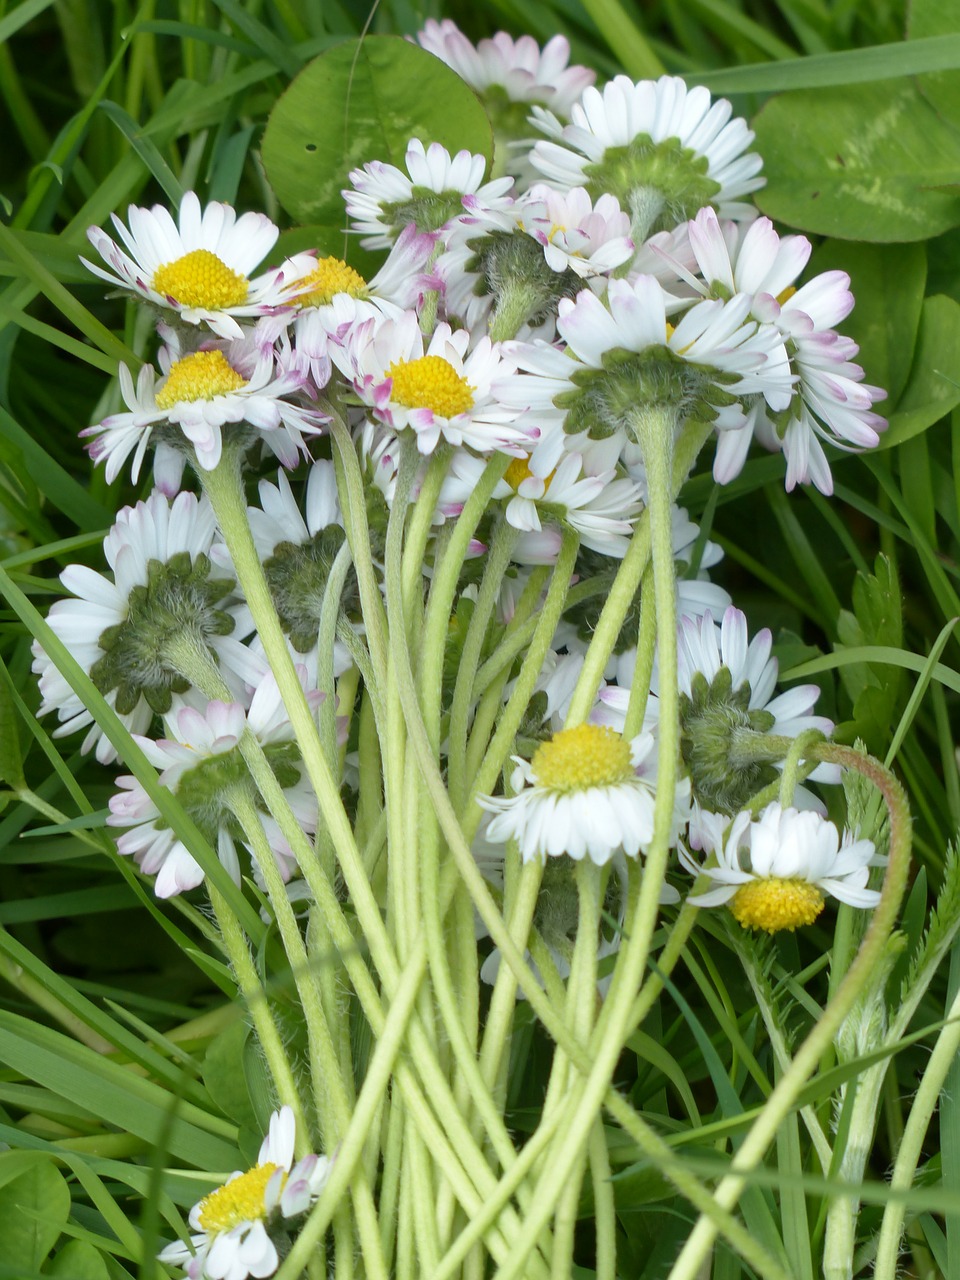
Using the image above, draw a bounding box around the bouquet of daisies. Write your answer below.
[30,22,912,1280]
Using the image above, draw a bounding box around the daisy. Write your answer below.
[343,139,514,251]
[600,606,837,815]
[530,75,764,241]
[108,670,321,898]
[416,21,594,117]
[330,310,534,456]
[497,275,792,451]
[31,491,257,765]
[83,191,300,340]
[681,802,881,932]
[158,1106,330,1280]
[672,207,886,492]
[439,185,634,339]
[82,330,327,490]
[477,723,690,864]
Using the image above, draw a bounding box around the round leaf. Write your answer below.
[262,36,493,227]
[752,80,960,242]
[0,1161,70,1271]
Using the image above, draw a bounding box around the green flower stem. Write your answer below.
[229,790,388,1280]
[447,516,519,806]
[317,536,356,774]
[379,1093,405,1269]
[207,883,308,1147]
[487,401,685,1280]
[665,742,912,1280]
[778,728,826,807]
[328,415,389,684]
[874,1001,960,1276]
[589,1117,617,1280]
[621,562,656,741]
[467,529,581,838]
[479,857,545,1099]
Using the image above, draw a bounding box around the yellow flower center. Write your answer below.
[155,350,248,408]
[197,1162,282,1234]
[730,878,824,933]
[532,724,634,792]
[298,256,368,307]
[776,285,797,306]
[152,249,249,310]
[503,457,556,493]
[386,355,475,418]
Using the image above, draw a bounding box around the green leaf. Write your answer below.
[834,554,903,753]
[808,241,926,405]
[881,295,960,446]
[262,36,493,227]
[0,1160,70,1272]
[752,80,960,242]
[202,1021,259,1131]
[46,1239,111,1280]
[0,658,24,788]
[909,0,960,130]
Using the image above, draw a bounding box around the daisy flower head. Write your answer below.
[416,21,594,118]
[82,330,327,490]
[158,1105,331,1280]
[498,275,791,454]
[344,139,514,251]
[477,723,690,865]
[440,185,634,339]
[682,802,881,933]
[653,606,836,815]
[108,669,321,898]
[82,191,301,340]
[530,75,763,244]
[31,491,257,765]
[673,207,886,493]
[331,310,535,456]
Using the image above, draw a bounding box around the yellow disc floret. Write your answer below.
[504,457,535,490]
[730,878,824,933]
[298,257,368,307]
[197,1162,282,1234]
[387,355,475,418]
[532,724,634,792]
[156,350,248,408]
[152,249,249,310]
[776,285,797,306]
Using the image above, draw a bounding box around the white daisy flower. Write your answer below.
[31,491,257,765]
[477,722,690,865]
[82,191,299,340]
[82,331,327,489]
[416,21,594,116]
[681,802,881,932]
[675,207,886,493]
[530,75,764,241]
[108,670,321,898]
[330,310,534,456]
[439,185,634,338]
[344,139,514,251]
[600,606,837,815]
[496,275,793,451]
[158,1106,331,1280]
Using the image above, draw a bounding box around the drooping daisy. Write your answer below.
[530,75,764,241]
[477,723,690,864]
[343,139,514,251]
[600,606,837,815]
[681,802,881,932]
[82,331,327,490]
[108,671,321,898]
[83,191,301,340]
[439,185,634,339]
[330,310,534,456]
[31,491,257,765]
[670,207,886,493]
[158,1106,331,1280]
